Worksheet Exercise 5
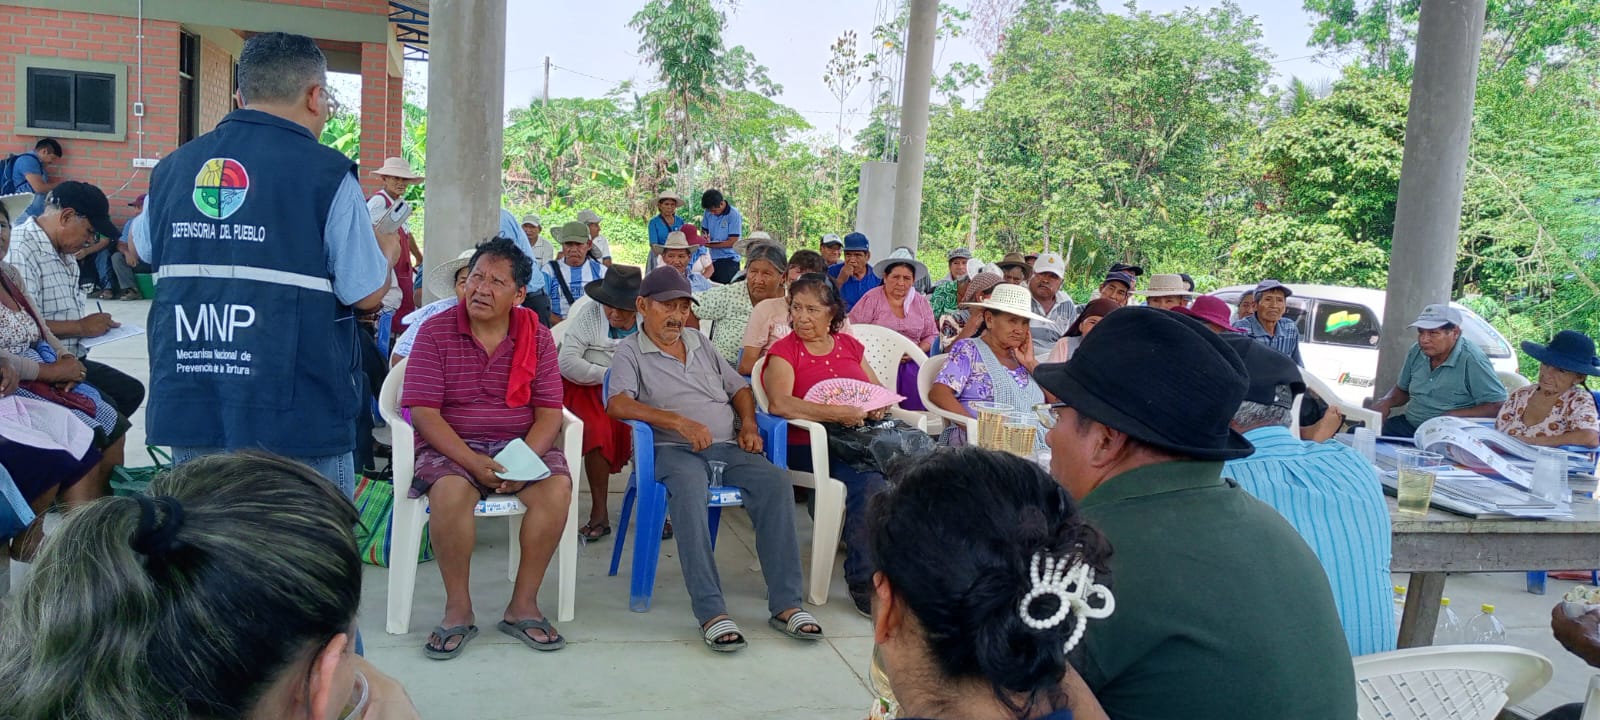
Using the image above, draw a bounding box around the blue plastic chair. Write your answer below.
[601,371,789,612]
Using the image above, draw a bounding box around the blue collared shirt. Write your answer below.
[1238,314,1303,366]
[829,262,882,311]
[500,209,548,295]
[701,206,743,261]
[1223,425,1396,657]
[648,214,685,247]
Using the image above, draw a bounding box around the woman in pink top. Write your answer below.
[848,253,937,353]
[761,274,891,616]
[848,250,937,411]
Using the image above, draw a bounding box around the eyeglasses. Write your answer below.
[1033,402,1069,429]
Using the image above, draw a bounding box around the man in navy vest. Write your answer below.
[126,32,399,497]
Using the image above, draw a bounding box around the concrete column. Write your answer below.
[856,161,898,259]
[889,0,937,254]
[421,0,508,301]
[387,73,405,162]
[357,42,391,197]
[1374,0,1487,394]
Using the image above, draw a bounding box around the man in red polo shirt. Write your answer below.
[401,237,572,659]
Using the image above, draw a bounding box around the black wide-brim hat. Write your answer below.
[585,266,642,311]
[1521,330,1600,377]
[1033,307,1255,461]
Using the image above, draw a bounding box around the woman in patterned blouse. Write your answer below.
[1495,330,1599,448]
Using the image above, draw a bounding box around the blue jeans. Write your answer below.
[788,444,889,590]
[170,447,362,653]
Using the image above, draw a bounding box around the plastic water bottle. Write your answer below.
[1464,604,1507,644]
[1392,585,1407,628]
[1434,598,1462,644]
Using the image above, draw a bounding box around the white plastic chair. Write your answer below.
[1302,368,1384,432]
[749,356,849,606]
[547,319,568,349]
[1352,645,1553,720]
[850,323,938,433]
[1498,370,1532,391]
[918,354,976,440]
[378,357,583,634]
[1581,675,1600,720]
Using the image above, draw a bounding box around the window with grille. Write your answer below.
[25,67,115,134]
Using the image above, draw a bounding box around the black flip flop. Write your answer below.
[498,618,566,652]
[579,521,612,540]
[423,624,478,660]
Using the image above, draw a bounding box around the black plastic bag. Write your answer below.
[822,418,934,474]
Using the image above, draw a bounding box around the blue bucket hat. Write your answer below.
[843,232,870,252]
[1521,330,1600,377]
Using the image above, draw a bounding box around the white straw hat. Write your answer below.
[960,283,1049,322]
[1134,273,1196,298]
[424,249,476,299]
[371,157,423,180]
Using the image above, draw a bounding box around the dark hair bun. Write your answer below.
[869,447,1111,710]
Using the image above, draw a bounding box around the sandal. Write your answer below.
[498,617,566,652]
[661,518,674,540]
[701,616,747,653]
[423,624,478,660]
[578,521,612,540]
[770,609,824,640]
[117,289,141,301]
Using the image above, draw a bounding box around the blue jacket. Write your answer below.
[144,109,364,456]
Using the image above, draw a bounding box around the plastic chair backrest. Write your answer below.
[1301,366,1384,431]
[918,354,974,432]
[1580,675,1600,720]
[379,357,407,428]
[1352,645,1553,720]
[548,319,568,349]
[1498,370,1532,390]
[852,323,929,390]
[750,356,771,409]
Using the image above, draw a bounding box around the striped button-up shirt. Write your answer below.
[1238,314,1303,366]
[544,258,606,318]
[1224,425,1395,657]
[6,219,86,354]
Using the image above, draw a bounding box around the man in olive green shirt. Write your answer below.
[1367,303,1507,437]
[1035,307,1357,720]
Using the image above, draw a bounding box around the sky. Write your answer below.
[372,1,1347,137]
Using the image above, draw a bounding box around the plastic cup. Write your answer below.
[971,401,1014,450]
[1352,426,1377,463]
[338,671,370,720]
[1002,413,1037,456]
[1532,449,1569,504]
[1395,448,1445,516]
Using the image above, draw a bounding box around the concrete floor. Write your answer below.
[6,298,1595,718]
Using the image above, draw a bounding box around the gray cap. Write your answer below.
[1408,303,1463,330]
[639,266,698,304]
[947,247,973,261]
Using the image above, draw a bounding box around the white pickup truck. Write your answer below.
[1210,284,1522,407]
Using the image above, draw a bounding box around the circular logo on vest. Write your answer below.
[192,158,250,220]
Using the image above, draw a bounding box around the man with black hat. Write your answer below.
[1220,333,1394,658]
[607,267,819,653]
[1094,270,1135,307]
[556,267,641,540]
[1033,307,1356,720]
[7,181,146,419]
[1366,303,1507,437]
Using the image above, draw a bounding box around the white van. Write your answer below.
[1210,284,1520,407]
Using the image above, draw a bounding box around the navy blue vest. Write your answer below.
[144,109,361,456]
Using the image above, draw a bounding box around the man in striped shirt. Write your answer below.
[403,237,573,657]
[544,221,606,323]
[1221,333,1395,657]
[1237,279,1303,365]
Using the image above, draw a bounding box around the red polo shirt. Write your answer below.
[401,303,561,444]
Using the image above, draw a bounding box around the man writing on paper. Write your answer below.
[402,237,572,659]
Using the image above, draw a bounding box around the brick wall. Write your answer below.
[0,7,182,226]
[197,40,234,133]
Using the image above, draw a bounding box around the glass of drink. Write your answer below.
[971,402,1014,450]
[1003,413,1038,456]
[1395,448,1445,516]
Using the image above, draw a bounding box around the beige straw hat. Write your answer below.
[371,157,424,180]
[961,283,1049,322]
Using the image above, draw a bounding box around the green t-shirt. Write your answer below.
[1073,460,1358,720]
[1397,339,1508,426]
